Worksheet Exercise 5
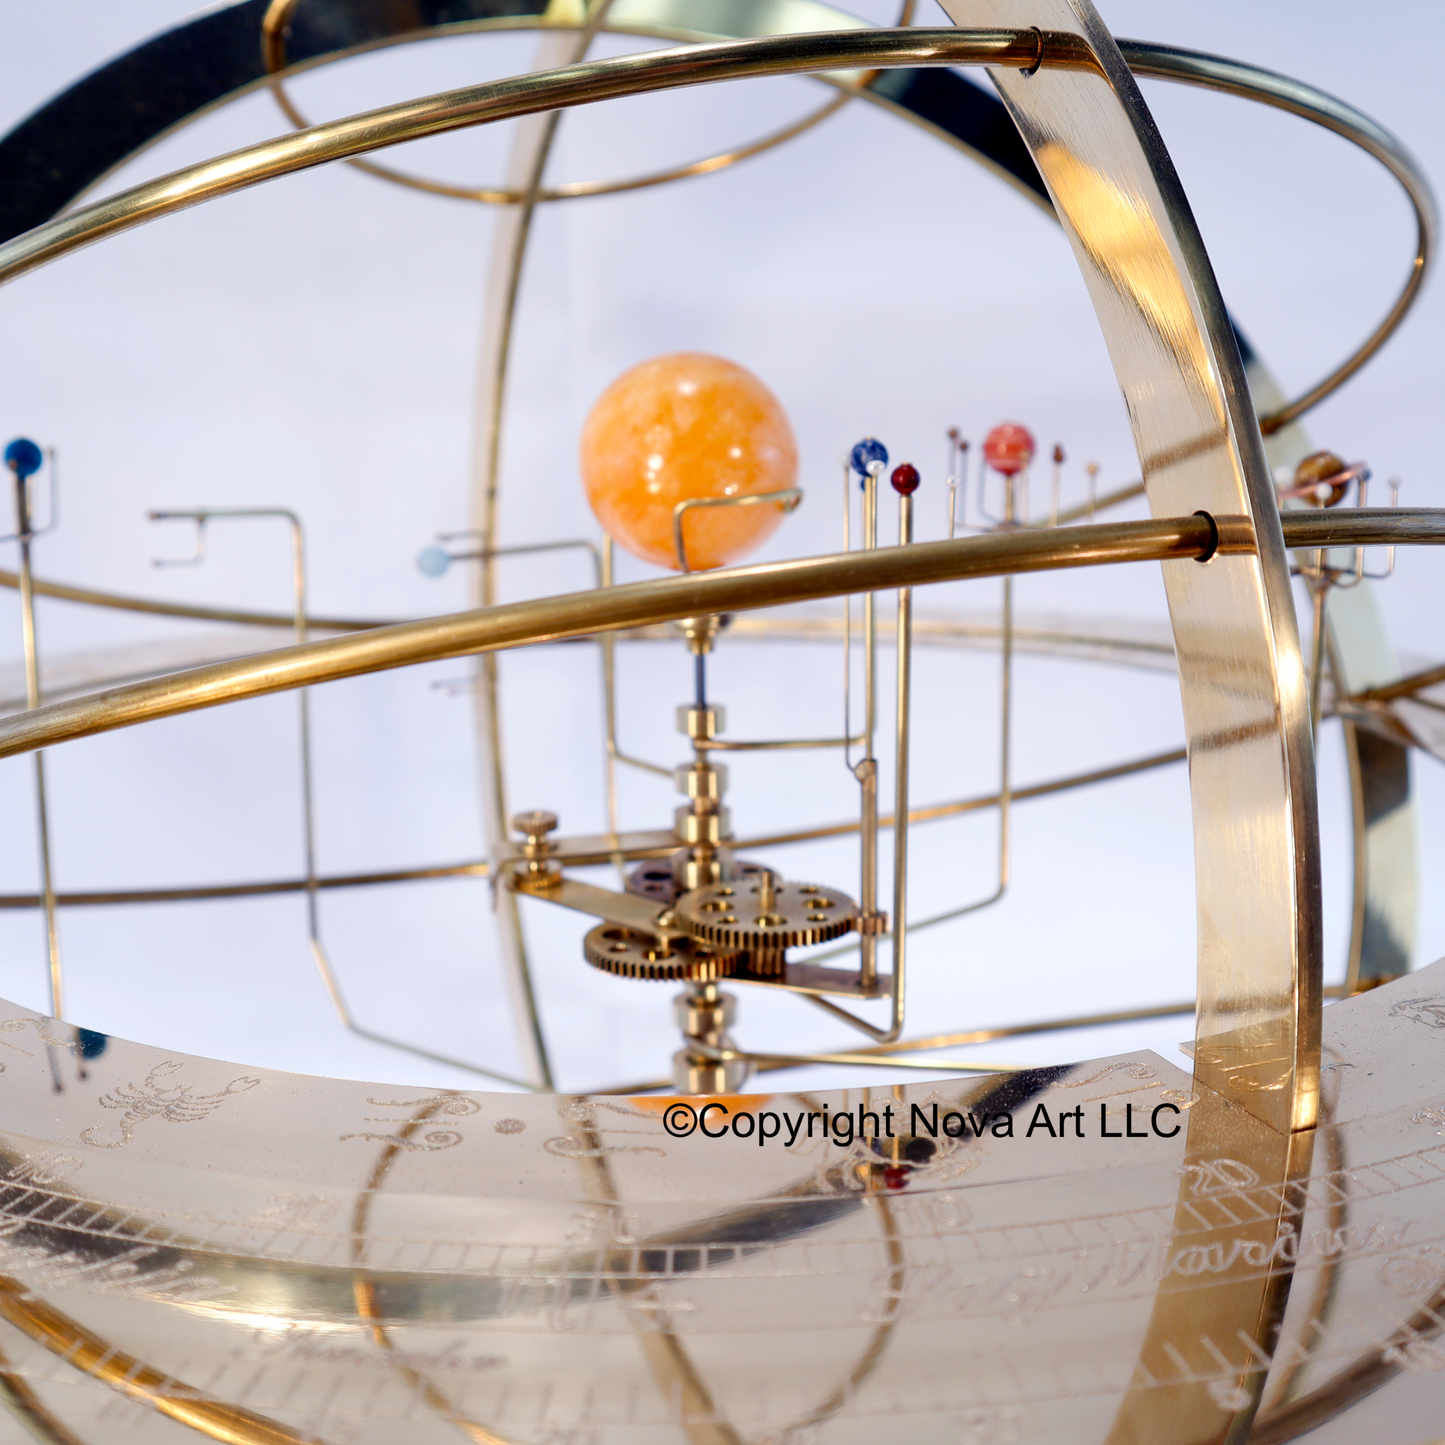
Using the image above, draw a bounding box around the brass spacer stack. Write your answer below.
[512,809,561,888]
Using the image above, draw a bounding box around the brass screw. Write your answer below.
[513,811,559,870]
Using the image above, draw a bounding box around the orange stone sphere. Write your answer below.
[580,353,798,571]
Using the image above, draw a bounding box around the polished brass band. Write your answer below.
[0,511,1433,765]
[0,515,1220,761]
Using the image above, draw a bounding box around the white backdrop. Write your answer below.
[0,0,1438,1094]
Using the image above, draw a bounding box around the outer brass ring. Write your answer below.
[1115,39,1437,435]
[0,23,1430,443]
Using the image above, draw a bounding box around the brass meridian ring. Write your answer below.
[260,0,867,206]
[676,879,857,951]
[582,922,739,981]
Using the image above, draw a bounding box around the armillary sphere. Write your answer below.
[0,1,1443,1443]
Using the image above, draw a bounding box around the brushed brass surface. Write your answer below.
[0,970,1441,1439]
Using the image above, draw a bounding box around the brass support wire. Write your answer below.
[0,512,1440,763]
[0,570,386,631]
[146,511,527,1087]
[0,745,1186,911]
[801,563,1013,981]
[260,0,866,207]
[468,1,619,1095]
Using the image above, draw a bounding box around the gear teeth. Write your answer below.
[675,880,857,952]
[583,923,739,982]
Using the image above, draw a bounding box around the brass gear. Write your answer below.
[582,923,739,982]
[675,878,857,951]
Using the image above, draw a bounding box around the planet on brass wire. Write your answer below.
[3,438,42,479]
[982,422,1035,477]
[580,353,798,571]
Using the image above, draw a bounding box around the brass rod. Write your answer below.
[1355,658,1445,703]
[0,517,1224,761]
[0,28,1424,442]
[0,513,1436,765]
[11,470,62,1017]
[0,861,490,909]
[1047,479,1145,527]
[691,1042,1020,1074]
[858,462,882,988]
[743,745,1187,850]
[0,1275,312,1445]
[0,1342,88,1445]
[0,30,1044,289]
[885,487,915,1042]
[1308,579,1329,742]
[1281,507,1445,548]
[832,999,1198,1054]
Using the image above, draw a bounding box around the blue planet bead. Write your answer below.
[417,545,452,578]
[850,437,888,482]
[76,1028,108,1060]
[4,438,43,479]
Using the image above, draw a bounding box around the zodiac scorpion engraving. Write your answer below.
[79,1061,260,1149]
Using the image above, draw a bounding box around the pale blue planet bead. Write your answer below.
[417,545,451,578]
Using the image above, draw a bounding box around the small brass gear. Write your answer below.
[675,878,857,951]
[583,923,739,982]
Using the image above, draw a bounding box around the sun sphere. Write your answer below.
[982,423,1035,477]
[580,353,798,572]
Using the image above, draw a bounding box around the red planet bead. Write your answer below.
[890,463,920,495]
[983,423,1035,477]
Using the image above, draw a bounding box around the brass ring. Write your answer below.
[260,0,877,205]
[1117,39,1437,435]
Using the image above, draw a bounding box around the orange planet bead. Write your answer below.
[580,353,798,571]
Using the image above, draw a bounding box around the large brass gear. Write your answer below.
[582,922,739,982]
[674,877,858,952]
